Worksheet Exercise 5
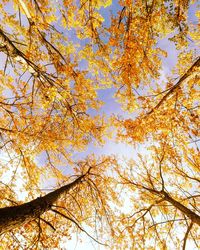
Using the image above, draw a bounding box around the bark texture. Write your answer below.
[146,186,200,226]
[163,192,200,226]
[0,174,84,235]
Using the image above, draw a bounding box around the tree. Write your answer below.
[0,0,199,249]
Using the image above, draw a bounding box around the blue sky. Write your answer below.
[28,0,200,177]
[0,0,199,183]
[0,1,199,249]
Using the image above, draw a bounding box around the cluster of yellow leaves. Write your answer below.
[0,0,199,249]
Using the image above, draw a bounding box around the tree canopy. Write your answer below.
[0,0,199,249]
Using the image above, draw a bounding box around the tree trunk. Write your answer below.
[142,186,200,226]
[0,174,84,235]
[163,192,200,226]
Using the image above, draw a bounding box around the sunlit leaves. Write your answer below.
[0,0,199,249]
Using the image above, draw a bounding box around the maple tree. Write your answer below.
[0,0,199,249]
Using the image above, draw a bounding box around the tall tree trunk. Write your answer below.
[145,186,200,226]
[163,192,200,226]
[0,174,85,235]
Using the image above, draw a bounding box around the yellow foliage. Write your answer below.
[0,0,199,249]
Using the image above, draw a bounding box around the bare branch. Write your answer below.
[182,222,193,250]
[51,209,108,247]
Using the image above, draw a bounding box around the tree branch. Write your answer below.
[148,57,200,115]
[51,208,107,246]
[182,222,193,250]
